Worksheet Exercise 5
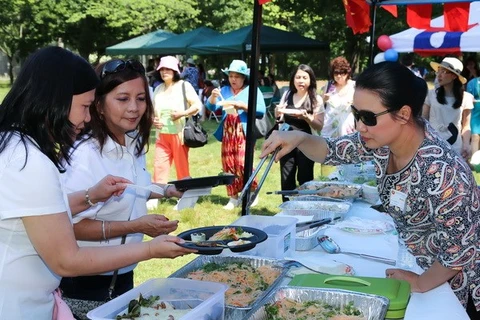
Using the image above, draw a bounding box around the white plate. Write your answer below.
[279,108,303,115]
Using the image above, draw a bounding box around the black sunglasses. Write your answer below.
[351,105,393,126]
[100,59,145,79]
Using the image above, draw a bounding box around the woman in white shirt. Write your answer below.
[423,57,473,160]
[59,59,187,317]
[321,56,356,139]
[0,47,195,320]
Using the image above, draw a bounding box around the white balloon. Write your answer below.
[373,53,386,64]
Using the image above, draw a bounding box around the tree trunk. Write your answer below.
[8,55,14,84]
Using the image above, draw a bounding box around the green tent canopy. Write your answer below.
[106,29,176,55]
[188,25,329,55]
[154,27,220,55]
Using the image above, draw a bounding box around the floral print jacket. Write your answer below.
[324,120,480,310]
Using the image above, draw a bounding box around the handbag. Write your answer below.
[181,81,208,148]
[253,114,274,140]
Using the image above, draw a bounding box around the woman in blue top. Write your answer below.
[205,60,266,210]
[466,76,480,162]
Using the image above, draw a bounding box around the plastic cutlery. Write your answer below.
[128,184,164,195]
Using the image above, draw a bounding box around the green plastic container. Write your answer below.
[290,274,411,319]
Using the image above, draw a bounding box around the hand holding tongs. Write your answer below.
[238,123,290,207]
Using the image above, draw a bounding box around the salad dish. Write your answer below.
[177,226,268,255]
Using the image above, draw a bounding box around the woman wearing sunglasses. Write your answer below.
[0,47,196,319]
[261,61,480,318]
[58,59,190,318]
[423,57,473,161]
[320,56,356,139]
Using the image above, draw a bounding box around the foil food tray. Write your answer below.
[168,255,291,320]
[279,200,352,220]
[244,286,389,320]
[295,225,327,251]
[293,181,362,202]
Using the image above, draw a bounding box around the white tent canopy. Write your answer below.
[389,1,480,55]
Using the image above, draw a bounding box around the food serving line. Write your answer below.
[87,165,470,319]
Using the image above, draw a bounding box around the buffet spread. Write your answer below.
[87,175,470,320]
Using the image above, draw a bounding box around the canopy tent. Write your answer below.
[188,24,329,55]
[389,1,480,55]
[105,29,175,55]
[364,0,480,62]
[153,27,220,55]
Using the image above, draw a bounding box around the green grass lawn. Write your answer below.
[136,120,329,285]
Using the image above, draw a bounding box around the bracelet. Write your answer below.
[85,188,97,207]
[164,184,173,198]
[101,220,106,241]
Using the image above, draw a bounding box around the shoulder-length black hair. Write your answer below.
[355,61,427,126]
[84,61,153,157]
[0,46,98,172]
[287,64,318,114]
[435,78,464,109]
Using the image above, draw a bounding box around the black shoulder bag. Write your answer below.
[181,81,208,148]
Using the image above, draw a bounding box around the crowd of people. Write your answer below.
[0,45,479,319]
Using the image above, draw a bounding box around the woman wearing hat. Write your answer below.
[152,56,202,188]
[205,60,266,210]
[423,57,473,159]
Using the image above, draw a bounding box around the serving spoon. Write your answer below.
[318,235,396,265]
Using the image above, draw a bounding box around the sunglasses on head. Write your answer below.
[100,59,145,79]
[350,105,393,126]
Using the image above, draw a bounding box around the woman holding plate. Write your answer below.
[275,64,324,202]
[205,60,266,210]
[59,58,186,318]
[261,61,480,318]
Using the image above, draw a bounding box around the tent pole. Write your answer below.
[368,0,378,65]
[242,0,262,216]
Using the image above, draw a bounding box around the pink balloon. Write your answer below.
[377,35,393,51]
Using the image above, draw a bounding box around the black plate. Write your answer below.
[168,174,236,191]
[177,226,268,255]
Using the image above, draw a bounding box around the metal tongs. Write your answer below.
[295,217,340,232]
[238,123,290,207]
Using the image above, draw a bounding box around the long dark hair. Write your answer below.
[83,61,153,157]
[287,64,318,114]
[355,61,427,126]
[435,78,463,110]
[0,47,98,172]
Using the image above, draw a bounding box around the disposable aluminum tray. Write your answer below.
[293,180,362,202]
[168,255,291,320]
[244,286,389,320]
[295,225,327,251]
[279,199,352,220]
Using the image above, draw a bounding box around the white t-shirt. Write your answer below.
[61,134,151,275]
[321,79,356,139]
[0,134,68,319]
[424,90,473,154]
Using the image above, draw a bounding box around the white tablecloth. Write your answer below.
[279,201,469,320]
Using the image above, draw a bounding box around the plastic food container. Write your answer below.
[86,278,228,320]
[231,215,297,259]
[244,286,389,320]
